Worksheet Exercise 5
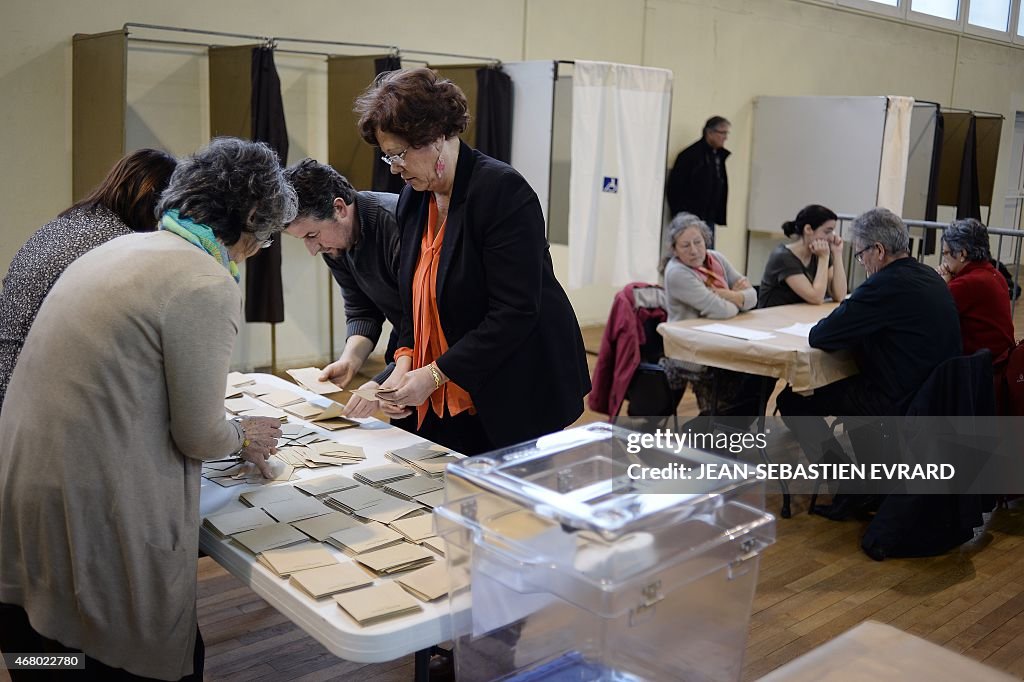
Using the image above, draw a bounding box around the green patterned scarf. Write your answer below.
[160,210,241,282]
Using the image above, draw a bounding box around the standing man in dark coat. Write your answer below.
[665,116,731,245]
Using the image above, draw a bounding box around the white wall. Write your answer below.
[2,0,1022,370]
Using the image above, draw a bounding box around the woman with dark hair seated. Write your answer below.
[758,204,847,308]
[0,138,295,681]
[0,148,177,409]
[937,218,1015,359]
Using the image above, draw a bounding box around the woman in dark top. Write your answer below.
[352,68,590,455]
[758,204,847,309]
[936,218,1014,359]
[0,148,176,409]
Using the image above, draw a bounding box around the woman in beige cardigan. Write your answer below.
[0,138,296,681]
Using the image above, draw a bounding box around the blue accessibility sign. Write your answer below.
[602,177,619,193]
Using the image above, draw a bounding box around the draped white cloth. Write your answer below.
[568,61,672,289]
[877,95,915,213]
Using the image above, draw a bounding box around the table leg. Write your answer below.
[755,376,791,518]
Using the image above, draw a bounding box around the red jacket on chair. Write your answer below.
[589,283,666,417]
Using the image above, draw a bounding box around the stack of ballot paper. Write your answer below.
[388,513,436,543]
[386,443,460,477]
[326,522,404,555]
[305,442,366,465]
[202,507,276,538]
[420,536,446,557]
[334,582,422,626]
[356,497,424,524]
[294,474,360,497]
[386,443,451,464]
[289,561,374,599]
[383,475,444,500]
[236,404,290,422]
[408,456,459,478]
[283,400,359,431]
[258,388,306,409]
[261,497,332,524]
[354,465,415,487]
[239,485,307,508]
[355,542,435,576]
[225,372,255,398]
[411,490,446,509]
[286,367,345,396]
[395,562,450,602]
[232,522,308,555]
[256,542,338,577]
[323,484,393,514]
[224,395,263,414]
[290,511,364,542]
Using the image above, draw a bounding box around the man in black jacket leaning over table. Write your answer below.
[283,159,401,418]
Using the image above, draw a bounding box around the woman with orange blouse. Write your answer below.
[352,68,590,455]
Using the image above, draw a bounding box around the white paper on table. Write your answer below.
[774,322,816,339]
[693,323,775,341]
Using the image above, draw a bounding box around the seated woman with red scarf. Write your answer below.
[660,212,758,417]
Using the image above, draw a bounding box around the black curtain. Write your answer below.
[923,109,944,254]
[475,66,513,163]
[245,47,288,323]
[372,56,405,194]
[957,115,982,221]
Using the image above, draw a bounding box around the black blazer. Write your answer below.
[664,137,729,225]
[395,142,591,448]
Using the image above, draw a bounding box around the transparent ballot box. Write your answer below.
[434,423,776,682]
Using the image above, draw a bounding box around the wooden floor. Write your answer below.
[4,319,1024,681]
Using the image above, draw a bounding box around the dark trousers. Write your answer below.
[0,603,204,682]
[392,407,495,457]
[777,376,898,492]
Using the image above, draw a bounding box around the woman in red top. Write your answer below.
[936,218,1015,359]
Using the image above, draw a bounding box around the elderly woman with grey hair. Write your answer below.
[660,212,758,417]
[936,218,1015,359]
[0,138,296,681]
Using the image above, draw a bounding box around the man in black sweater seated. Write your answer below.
[284,159,401,417]
[777,207,962,518]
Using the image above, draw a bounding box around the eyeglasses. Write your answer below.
[380,147,409,167]
[854,243,876,264]
[712,128,730,136]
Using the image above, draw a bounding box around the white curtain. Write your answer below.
[568,61,672,289]
[877,95,915,213]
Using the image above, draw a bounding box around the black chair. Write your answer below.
[622,362,681,429]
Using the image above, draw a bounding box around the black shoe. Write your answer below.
[428,655,455,682]
[863,542,887,561]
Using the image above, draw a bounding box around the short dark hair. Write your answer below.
[943,218,991,262]
[156,138,297,246]
[703,116,730,134]
[284,159,357,222]
[63,148,177,232]
[354,68,470,148]
[782,204,838,238]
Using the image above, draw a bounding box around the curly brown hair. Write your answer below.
[354,68,470,148]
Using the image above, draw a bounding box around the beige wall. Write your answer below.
[2,0,1021,369]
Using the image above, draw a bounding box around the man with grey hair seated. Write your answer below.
[777,207,961,517]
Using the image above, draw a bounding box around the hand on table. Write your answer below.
[236,416,282,478]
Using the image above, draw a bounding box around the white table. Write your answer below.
[200,373,453,674]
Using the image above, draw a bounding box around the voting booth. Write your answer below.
[435,423,776,681]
